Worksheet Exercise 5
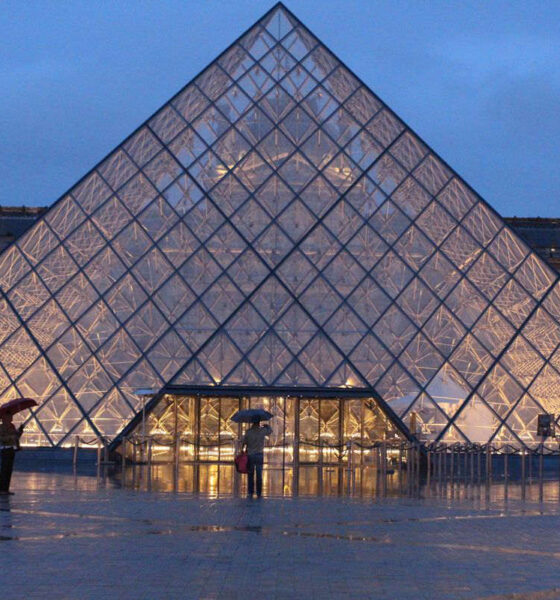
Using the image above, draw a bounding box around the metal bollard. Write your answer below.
[174,433,180,472]
[406,444,411,478]
[504,451,509,501]
[398,442,404,492]
[558,452,560,501]
[121,438,127,475]
[415,444,421,491]
[539,449,544,502]
[352,442,357,495]
[381,441,387,496]
[427,450,431,486]
[477,447,482,484]
[73,436,79,468]
[485,444,491,501]
[147,437,153,467]
[521,448,526,501]
[346,441,353,496]
[381,441,387,477]
[450,449,454,482]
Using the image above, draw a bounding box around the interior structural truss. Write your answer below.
[1,3,559,449]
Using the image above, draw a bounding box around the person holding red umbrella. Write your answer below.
[0,414,23,495]
[0,398,36,495]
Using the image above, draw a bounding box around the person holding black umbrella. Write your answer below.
[241,416,272,498]
[0,413,23,495]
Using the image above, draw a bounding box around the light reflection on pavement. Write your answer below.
[2,467,560,600]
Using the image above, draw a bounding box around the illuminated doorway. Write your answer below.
[125,390,406,485]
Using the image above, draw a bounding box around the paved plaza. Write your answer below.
[2,465,560,600]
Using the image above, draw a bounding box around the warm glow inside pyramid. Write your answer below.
[2,3,560,449]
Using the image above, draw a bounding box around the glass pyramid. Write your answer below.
[2,3,559,449]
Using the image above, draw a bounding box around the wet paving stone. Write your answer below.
[2,468,560,599]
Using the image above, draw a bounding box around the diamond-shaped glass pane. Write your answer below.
[376,363,420,415]
[399,332,444,389]
[423,305,466,358]
[413,155,452,196]
[373,304,416,357]
[323,305,366,356]
[347,276,391,326]
[415,201,457,247]
[224,304,268,354]
[175,301,219,354]
[395,278,439,328]
[123,127,163,168]
[194,332,242,382]
[298,277,341,325]
[371,251,413,299]
[446,277,488,328]
[45,196,86,242]
[0,246,31,292]
[297,333,343,385]
[36,246,78,295]
[418,251,461,301]
[349,333,393,385]
[226,248,269,296]
[84,246,127,295]
[105,273,149,325]
[147,329,191,381]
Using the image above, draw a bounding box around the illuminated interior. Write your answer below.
[1,4,559,451]
[125,393,404,465]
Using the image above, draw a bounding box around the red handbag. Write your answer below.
[235,451,249,474]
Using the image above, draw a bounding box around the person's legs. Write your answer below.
[254,453,264,497]
[0,449,15,493]
[247,454,255,497]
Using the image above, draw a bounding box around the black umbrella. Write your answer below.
[231,408,274,423]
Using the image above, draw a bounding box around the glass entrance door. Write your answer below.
[126,391,406,496]
[137,393,403,466]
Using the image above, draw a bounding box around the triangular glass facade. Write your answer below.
[2,3,560,448]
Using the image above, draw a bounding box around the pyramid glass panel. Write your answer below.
[4,4,560,450]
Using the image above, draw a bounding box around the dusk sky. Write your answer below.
[2,0,559,217]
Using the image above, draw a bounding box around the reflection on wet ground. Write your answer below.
[4,465,560,599]
[112,461,560,504]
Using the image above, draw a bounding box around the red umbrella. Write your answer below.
[0,398,37,417]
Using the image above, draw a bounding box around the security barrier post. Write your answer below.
[73,436,79,468]
[539,447,544,502]
[346,441,353,496]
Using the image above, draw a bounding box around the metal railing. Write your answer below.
[72,435,560,499]
[71,436,111,467]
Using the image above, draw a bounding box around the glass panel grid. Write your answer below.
[2,4,559,449]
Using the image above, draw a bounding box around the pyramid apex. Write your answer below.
[258,2,302,40]
[266,1,294,12]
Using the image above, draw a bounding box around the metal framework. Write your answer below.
[1,3,560,449]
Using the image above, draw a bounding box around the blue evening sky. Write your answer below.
[1,0,559,217]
